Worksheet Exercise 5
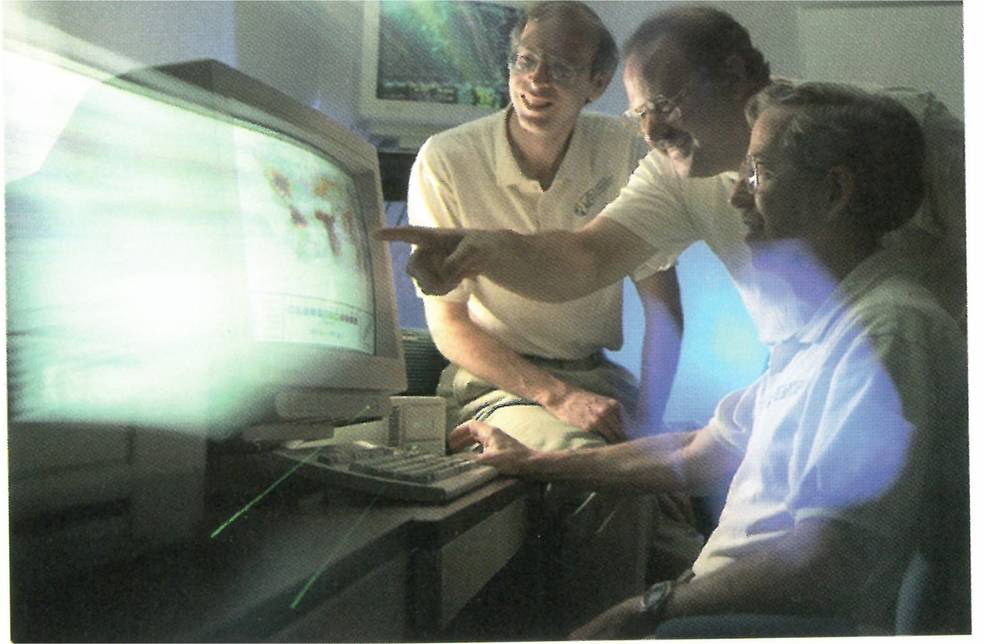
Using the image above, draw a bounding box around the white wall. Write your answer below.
[4,0,367,128]
[588,1,962,118]
[4,1,239,75]
[797,2,963,119]
[233,1,366,128]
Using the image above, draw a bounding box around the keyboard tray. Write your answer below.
[275,443,499,504]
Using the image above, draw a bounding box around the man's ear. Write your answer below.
[825,166,855,219]
[586,70,613,103]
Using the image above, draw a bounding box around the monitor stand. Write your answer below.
[274,388,389,423]
[239,389,390,445]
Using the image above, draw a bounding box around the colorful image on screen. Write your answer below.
[377,0,517,108]
[234,126,376,354]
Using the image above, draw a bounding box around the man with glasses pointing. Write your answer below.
[380,5,966,634]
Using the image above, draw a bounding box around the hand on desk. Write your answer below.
[375,226,492,296]
[449,421,533,477]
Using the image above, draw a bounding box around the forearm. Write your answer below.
[472,220,653,303]
[382,221,653,302]
[516,429,732,495]
[569,518,868,640]
[664,520,867,620]
[634,269,683,434]
[475,229,616,302]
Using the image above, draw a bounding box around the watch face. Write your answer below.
[641,580,674,614]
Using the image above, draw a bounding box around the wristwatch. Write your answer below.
[639,580,676,622]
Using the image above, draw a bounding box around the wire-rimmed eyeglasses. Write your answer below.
[621,80,692,125]
[507,49,591,86]
[739,154,770,194]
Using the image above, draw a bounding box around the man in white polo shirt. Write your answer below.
[408,1,685,453]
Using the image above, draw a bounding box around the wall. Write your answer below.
[10,1,961,139]
[797,1,963,119]
[4,1,366,128]
[233,1,366,129]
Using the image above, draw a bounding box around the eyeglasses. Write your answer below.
[740,154,770,194]
[621,80,692,124]
[508,50,590,86]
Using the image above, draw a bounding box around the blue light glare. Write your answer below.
[611,242,769,426]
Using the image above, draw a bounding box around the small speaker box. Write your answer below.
[388,396,447,454]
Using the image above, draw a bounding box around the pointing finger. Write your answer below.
[373,226,459,247]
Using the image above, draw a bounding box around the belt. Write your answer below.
[521,351,605,371]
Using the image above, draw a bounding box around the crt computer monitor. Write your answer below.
[359,0,521,147]
[6,56,407,438]
[6,52,406,573]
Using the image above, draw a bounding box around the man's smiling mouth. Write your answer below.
[520,93,553,111]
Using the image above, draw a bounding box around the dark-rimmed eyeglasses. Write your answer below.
[508,50,591,86]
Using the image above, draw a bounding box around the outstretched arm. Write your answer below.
[450,420,740,496]
[425,299,626,442]
[375,216,655,302]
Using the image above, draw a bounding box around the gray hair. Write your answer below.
[509,1,618,80]
[746,82,926,236]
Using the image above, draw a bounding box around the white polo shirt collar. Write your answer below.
[493,108,526,187]
[494,106,594,191]
[795,248,907,346]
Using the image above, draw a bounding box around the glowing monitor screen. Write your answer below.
[376,0,517,108]
[6,53,402,431]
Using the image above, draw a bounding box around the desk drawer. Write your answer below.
[412,495,527,632]
[269,552,409,642]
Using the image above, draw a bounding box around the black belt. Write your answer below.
[521,351,605,371]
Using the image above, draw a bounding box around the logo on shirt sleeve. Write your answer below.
[574,176,613,217]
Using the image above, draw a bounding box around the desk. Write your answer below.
[9,451,646,642]
[10,447,529,642]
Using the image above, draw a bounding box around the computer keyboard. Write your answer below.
[276,442,499,503]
